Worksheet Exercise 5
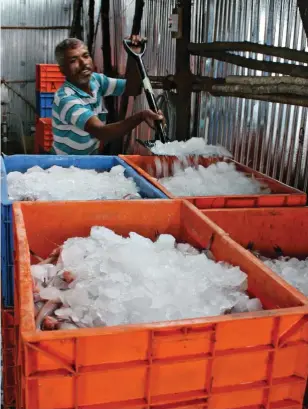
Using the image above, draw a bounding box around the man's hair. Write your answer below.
[55,38,85,66]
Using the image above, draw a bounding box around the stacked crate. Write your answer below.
[35,64,64,153]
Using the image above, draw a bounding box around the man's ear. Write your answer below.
[58,65,66,76]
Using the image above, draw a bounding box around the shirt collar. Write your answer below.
[64,74,98,97]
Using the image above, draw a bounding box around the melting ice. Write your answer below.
[7,165,141,201]
[158,162,271,197]
[150,138,233,157]
[32,227,263,329]
[262,257,308,297]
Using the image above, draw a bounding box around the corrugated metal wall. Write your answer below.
[125,0,308,192]
[1,0,73,145]
[190,0,308,191]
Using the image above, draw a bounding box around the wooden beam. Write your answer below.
[210,91,308,108]
[225,76,308,86]
[175,0,192,141]
[213,84,308,97]
[188,42,308,78]
[188,41,308,63]
[148,74,308,91]
[146,74,308,106]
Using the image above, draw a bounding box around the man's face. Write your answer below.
[61,44,94,86]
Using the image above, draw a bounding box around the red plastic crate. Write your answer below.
[35,118,53,153]
[120,155,307,209]
[1,308,17,409]
[36,64,65,92]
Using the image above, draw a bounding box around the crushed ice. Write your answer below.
[32,227,263,330]
[150,138,233,157]
[158,161,271,196]
[262,257,308,297]
[7,165,141,201]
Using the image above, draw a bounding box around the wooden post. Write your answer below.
[175,0,192,141]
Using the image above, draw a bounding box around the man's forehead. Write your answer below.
[65,45,89,57]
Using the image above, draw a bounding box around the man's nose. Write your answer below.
[80,57,88,67]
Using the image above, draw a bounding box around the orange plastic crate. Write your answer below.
[119,155,307,209]
[13,200,308,409]
[36,64,65,92]
[201,207,308,409]
[201,207,308,261]
[35,117,53,153]
[1,308,17,409]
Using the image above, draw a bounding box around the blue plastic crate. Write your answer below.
[36,92,54,117]
[1,155,168,307]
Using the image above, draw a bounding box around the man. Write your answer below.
[51,37,164,155]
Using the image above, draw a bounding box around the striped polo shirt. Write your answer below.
[51,73,126,155]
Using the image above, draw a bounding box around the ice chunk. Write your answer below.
[31,226,260,330]
[247,298,263,312]
[7,165,140,201]
[129,232,153,247]
[26,166,45,174]
[90,226,124,244]
[263,256,308,297]
[150,138,233,157]
[231,294,250,313]
[40,287,62,302]
[155,234,176,250]
[109,165,125,175]
[31,264,50,283]
[55,307,73,319]
[158,162,271,197]
[177,243,200,255]
[59,322,79,330]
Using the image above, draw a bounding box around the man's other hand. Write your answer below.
[128,35,147,54]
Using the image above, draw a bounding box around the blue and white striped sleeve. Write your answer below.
[96,73,126,96]
[57,95,96,130]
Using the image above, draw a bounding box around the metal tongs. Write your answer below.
[123,38,169,151]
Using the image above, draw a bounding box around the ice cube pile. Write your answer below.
[7,165,141,201]
[262,257,308,297]
[151,138,233,157]
[32,227,263,330]
[158,161,271,197]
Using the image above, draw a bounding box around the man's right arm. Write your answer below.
[55,93,165,144]
[85,110,163,144]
